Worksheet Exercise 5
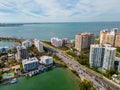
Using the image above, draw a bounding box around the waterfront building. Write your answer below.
[89,44,105,67]
[0,46,9,53]
[90,44,116,70]
[75,32,94,51]
[62,38,68,45]
[51,37,63,47]
[22,57,39,72]
[40,56,53,65]
[22,40,32,48]
[34,39,44,52]
[100,28,119,47]
[16,45,29,61]
[103,46,116,70]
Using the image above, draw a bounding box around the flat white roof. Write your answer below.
[22,57,38,64]
[41,56,52,59]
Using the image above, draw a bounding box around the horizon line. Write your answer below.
[0,21,120,24]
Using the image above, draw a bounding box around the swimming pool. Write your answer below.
[3,73,14,79]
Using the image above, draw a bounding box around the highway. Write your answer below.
[56,51,120,90]
[43,43,120,90]
[56,52,107,90]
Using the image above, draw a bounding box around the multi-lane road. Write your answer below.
[56,52,107,90]
[43,43,120,90]
[56,51,120,90]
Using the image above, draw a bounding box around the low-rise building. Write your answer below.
[112,74,120,84]
[0,46,9,53]
[40,56,53,65]
[11,65,20,73]
[22,57,39,72]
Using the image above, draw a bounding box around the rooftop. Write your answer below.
[116,34,120,36]
[22,57,38,64]
[76,32,93,36]
[41,56,53,60]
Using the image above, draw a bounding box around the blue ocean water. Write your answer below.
[0,22,120,41]
[0,41,16,47]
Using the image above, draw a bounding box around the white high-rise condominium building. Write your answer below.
[89,44,105,67]
[34,39,44,52]
[103,47,116,70]
[22,57,39,72]
[51,37,63,47]
[89,44,116,70]
[16,45,29,61]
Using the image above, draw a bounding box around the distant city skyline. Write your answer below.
[0,0,120,23]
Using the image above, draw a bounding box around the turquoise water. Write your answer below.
[0,22,120,41]
[3,73,14,79]
[98,68,105,73]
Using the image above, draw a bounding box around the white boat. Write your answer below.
[10,78,17,84]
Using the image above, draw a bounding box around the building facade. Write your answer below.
[40,56,53,65]
[75,33,94,51]
[100,28,119,47]
[22,40,32,48]
[51,37,63,47]
[62,38,68,45]
[89,44,116,70]
[0,46,9,53]
[22,57,39,72]
[103,47,116,70]
[34,39,44,52]
[89,44,105,67]
[16,45,29,61]
[115,34,120,47]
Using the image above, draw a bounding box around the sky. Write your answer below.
[0,0,120,22]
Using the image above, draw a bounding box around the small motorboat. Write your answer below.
[10,78,17,84]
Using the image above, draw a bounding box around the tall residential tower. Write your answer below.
[100,28,119,47]
[75,33,94,51]
[89,44,116,70]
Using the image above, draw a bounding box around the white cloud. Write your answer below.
[0,0,119,22]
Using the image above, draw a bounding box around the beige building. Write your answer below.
[100,28,119,47]
[75,33,94,51]
[115,34,120,47]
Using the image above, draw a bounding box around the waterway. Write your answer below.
[0,68,80,90]
[0,22,120,40]
[0,41,17,48]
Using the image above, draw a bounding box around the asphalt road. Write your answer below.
[43,44,120,90]
[56,51,120,90]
